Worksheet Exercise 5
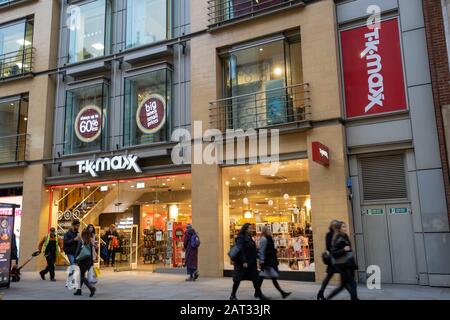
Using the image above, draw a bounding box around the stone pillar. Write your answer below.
[307,124,351,283]
[20,165,50,270]
[191,164,224,277]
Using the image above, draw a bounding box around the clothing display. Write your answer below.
[231,219,313,272]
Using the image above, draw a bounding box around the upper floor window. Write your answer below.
[67,0,111,63]
[124,68,172,147]
[215,36,305,130]
[0,18,33,80]
[0,95,29,163]
[125,0,171,49]
[63,83,109,155]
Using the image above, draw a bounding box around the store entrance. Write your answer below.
[51,174,192,272]
[222,159,314,280]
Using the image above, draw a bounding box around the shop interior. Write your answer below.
[222,159,314,272]
[52,174,192,271]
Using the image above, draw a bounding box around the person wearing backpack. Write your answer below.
[73,228,96,297]
[183,224,200,281]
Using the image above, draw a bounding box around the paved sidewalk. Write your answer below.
[2,271,450,300]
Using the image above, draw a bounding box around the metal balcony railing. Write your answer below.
[0,47,33,81]
[209,82,310,131]
[207,0,304,26]
[0,0,23,7]
[0,133,30,164]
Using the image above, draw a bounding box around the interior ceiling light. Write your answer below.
[91,43,104,50]
[136,182,145,189]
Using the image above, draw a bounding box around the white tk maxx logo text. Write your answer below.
[362,5,384,113]
[77,155,142,177]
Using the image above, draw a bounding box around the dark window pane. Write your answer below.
[124,69,171,147]
[64,84,108,155]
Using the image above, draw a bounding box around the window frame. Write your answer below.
[0,16,34,80]
[62,79,110,155]
[122,64,173,148]
[124,0,173,50]
[66,0,112,64]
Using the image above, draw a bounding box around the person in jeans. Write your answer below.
[327,221,359,300]
[38,227,62,281]
[103,224,119,267]
[317,219,340,300]
[230,223,268,300]
[74,228,96,297]
[63,220,81,265]
[258,226,291,299]
[183,224,200,281]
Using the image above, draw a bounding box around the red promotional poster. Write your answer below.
[340,18,407,118]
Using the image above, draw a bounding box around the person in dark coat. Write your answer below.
[317,219,340,300]
[183,224,200,281]
[230,223,268,300]
[258,226,291,299]
[103,224,119,266]
[327,221,359,300]
[63,220,81,265]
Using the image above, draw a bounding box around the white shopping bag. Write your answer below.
[87,266,98,285]
[66,265,80,290]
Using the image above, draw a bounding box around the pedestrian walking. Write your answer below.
[327,221,359,300]
[87,224,98,262]
[103,224,119,267]
[317,219,340,300]
[183,224,200,281]
[257,226,291,299]
[63,220,81,265]
[229,223,268,300]
[73,228,96,297]
[38,227,63,281]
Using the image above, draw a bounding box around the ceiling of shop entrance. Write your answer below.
[222,159,309,187]
[223,160,310,216]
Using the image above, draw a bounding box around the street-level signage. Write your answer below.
[76,155,142,177]
[389,207,410,215]
[312,141,330,167]
[366,208,384,215]
[340,17,407,119]
[0,213,14,288]
[136,94,166,134]
[75,105,103,143]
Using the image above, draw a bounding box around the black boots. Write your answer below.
[74,287,96,297]
[281,291,292,299]
[39,271,45,280]
[317,291,326,300]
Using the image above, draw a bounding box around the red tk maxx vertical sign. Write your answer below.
[340,17,407,119]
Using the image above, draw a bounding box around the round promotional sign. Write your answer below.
[75,105,102,143]
[136,94,166,134]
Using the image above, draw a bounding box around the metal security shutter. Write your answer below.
[360,155,407,201]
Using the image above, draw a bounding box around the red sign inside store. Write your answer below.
[340,17,407,118]
[312,142,330,167]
